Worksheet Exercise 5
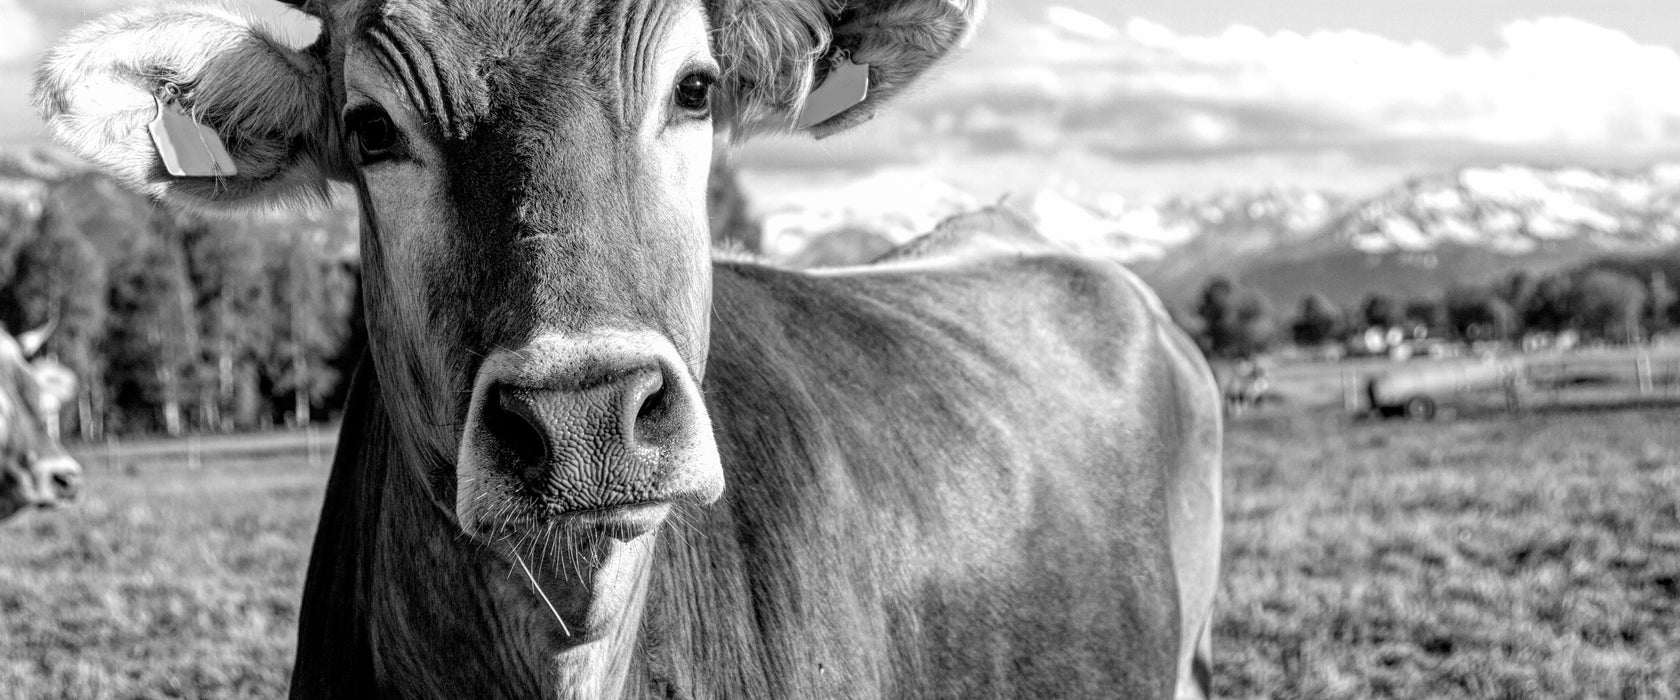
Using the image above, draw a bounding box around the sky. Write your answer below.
[4,0,1679,206]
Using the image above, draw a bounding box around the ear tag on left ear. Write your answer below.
[796,58,870,129]
[148,91,238,178]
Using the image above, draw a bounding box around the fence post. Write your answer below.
[1637,351,1654,396]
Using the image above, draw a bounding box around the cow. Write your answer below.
[0,323,81,522]
[33,0,1223,697]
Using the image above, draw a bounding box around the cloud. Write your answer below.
[0,0,43,65]
[897,9,1680,171]
[1044,6,1122,43]
[1118,16,1680,145]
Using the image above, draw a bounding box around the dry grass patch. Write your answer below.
[1218,408,1680,699]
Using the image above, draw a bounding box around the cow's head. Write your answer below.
[35,0,976,592]
[0,323,81,522]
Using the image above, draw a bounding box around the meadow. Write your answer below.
[4,409,1680,698]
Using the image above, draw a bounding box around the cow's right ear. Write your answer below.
[31,6,344,214]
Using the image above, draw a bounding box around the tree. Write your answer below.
[1291,293,1344,347]
[1192,277,1275,359]
[1232,292,1276,358]
[1571,269,1647,343]
[184,217,273,431]
[265,226,352,427]
[1444,286,1514,342]
[1521,273,1577,335]
[102,211,201,435]
[1360,293,1400,330]
[1647,271,1677,336]
[1402,297,1445,337]
[1497,270,1539,336]
[707,155,760,253]
[1192,277,1236,359]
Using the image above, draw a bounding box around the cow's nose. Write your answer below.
[482,365,679,505]
[37,455,81,504]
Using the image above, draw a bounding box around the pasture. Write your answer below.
[3,410,1679,698]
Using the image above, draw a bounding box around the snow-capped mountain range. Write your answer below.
[763,164,1680,305]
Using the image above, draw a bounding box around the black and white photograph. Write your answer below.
[2,0,1679,697]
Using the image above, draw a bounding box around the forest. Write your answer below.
[1186,261,1680,362]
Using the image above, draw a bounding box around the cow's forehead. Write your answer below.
[330,0,709,137]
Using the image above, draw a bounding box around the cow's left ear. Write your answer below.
[712,0,984,138]
[32,5,345,214]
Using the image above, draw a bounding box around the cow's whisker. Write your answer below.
[514,551,569,636]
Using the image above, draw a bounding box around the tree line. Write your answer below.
[1185,264,1680,361]
[1,180,362,439]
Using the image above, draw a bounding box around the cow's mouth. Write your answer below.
[555,500,672,540]
[472,499,672,545]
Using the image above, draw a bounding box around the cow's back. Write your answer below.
[633,246,1219,698]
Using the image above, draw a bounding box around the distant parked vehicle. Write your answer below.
[1366,357,1527,420]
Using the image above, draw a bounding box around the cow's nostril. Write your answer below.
[51,471,77,499]
[488,389,549,491]
[625,371,668,448]
[636,383,666,423]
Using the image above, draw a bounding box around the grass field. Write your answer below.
[4,410,1680,698]
[0,438,325,700]
[1218,407,1680,699]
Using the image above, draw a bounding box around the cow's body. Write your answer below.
[295,243,1221,699]
[35,0,1221,695]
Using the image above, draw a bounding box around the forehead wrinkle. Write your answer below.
[619,0,687,130]
[360,16,468,139]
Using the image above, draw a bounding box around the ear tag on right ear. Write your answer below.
[148,93,238,178]
[796,58,870,129]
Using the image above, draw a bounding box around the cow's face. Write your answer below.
[335,1,723,545]
[0,329,80,522]
[34,0,978,551]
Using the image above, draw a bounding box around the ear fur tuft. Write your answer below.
[710,0,984,138]
[32,6,338,214]
[709,0,837,135]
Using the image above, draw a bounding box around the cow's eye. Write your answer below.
[345,105,403,164]
[674,72,713,116]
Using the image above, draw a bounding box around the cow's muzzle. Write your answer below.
[16,454,81,510]
[36,455,81,505]
[457,331,721,539]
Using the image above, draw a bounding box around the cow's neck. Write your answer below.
[296,354,672,699]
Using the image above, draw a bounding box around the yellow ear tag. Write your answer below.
[148,93,238,178]
[796,58,869,130]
